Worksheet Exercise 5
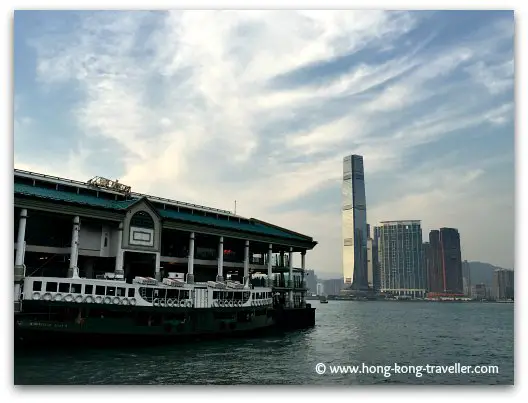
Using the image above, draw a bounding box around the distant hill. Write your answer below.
[468,261,512,287]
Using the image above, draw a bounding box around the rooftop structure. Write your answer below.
[14,169,317,249]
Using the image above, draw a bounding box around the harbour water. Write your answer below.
[14,301,514,385]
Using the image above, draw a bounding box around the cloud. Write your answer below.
[15,10,515,273]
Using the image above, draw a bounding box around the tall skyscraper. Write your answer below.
[427,228,463,294]
[342,155,368,290]
[378,220,426,298]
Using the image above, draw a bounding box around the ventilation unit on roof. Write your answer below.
[87,176,131,195]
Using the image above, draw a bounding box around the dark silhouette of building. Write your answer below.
[422,242,431,291]
[427,228,463,294]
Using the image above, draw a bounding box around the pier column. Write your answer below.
[14,209,28,303]
[288,247,293,307]
[155,252,161,281]
[243,240,250,287]
[267,243,273,287]
[301,250,306,307]
[114,222,124,277]
[187,232,195,283]
[68,216,80,279]
[216,236,224,282]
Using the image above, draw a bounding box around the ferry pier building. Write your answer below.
[14,170,317,316]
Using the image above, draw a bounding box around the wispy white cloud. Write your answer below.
[15,10,515,272]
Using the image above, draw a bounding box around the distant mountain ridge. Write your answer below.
[468,261,513,287]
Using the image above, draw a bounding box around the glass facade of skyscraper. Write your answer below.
[342,155,368,290]
[427,228,463,294]
[379,220,426,297]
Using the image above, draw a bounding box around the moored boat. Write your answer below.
[16,274,275,346]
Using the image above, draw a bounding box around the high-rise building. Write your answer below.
[492,269,514,300]
[305,269,318,295]
[427,228,463,294]
[462,260,471,296]
[422,242,431,291]
[427,230,443,292]
[378,220,426,298]
[367,237,380,292]
[373,226,381,243]
[316,283,325,296]
[323,278,345,296]
[342,154,368,290]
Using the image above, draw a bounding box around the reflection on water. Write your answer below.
[14,301,514,385]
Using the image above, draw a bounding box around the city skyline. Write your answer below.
[14,11,514,275]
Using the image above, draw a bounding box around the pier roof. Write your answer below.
[14,172,316,248]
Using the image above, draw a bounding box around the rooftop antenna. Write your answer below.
[234,200,237,215]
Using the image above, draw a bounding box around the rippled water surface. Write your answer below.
[14,301,514,385]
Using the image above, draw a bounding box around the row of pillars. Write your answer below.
[14,209,308,293]
[187,232,307,293]
[14,209,82,280]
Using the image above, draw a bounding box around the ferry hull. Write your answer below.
[15,301,276,348]
[14,320,277,348]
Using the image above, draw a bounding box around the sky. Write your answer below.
[13,10,514,278]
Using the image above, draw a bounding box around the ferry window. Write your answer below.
[181,290,189,299]
[117,287,126,297]
[213,291,218,299]
[155,289,166,299]
[106,286,116,296]
[95,286,105,296]
[128,288,135,297]
[46,282,58,292]
[85,285,93,294]
[104,236,108,247]
[145,288,153,299]
[59,283,70,293]
[71,284,82,294]
[166,289,178,299]
[33,281,42,292]
[252,293,255,300]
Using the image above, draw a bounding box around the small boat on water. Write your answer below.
[319,295,328,304]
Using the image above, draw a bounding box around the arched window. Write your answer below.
[130,211,154,229]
